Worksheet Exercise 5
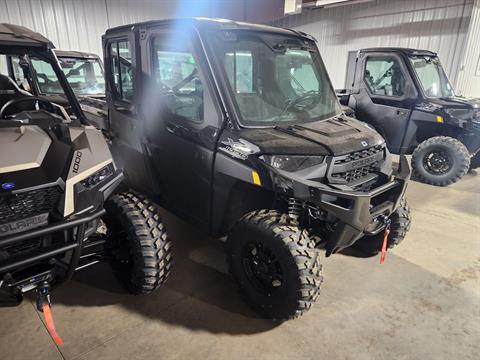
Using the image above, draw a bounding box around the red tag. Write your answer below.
[42,304,63,346]
[380,226,390,264]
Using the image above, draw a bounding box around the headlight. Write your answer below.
[261,155,324,172]
[473,109,480,122]
[444,108,473,121]
[80,163,114,188]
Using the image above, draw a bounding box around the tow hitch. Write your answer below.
[36,282,63,346]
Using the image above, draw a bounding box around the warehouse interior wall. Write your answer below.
[456,0,480,98]
[0,0,477,97]
[0,0,247,64]
[272,0,474,92]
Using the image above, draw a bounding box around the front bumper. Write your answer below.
[277,155,410,255]
[0,171,123,305]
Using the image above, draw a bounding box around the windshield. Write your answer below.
[209,31,341,126]
[409,55,454,98]
[31,56,104,96]
[30,57,66,95]
[58,57,105,95]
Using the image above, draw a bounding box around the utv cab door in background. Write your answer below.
[349,52,417,153]
[139,27,221,227]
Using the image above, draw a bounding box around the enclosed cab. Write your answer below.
[339,47,480,186]
[102,18,411,320]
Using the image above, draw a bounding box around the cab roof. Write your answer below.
[0,23,54,48]
[359,47,437,56]
[104,17,316,42]
[54,49,100,59]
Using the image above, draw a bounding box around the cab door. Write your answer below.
[104,30,157,194]
[140,27,222,227]
[351,53,417,153]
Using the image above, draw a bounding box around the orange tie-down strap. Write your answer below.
[380,225,391,265]
[42,304,63,346]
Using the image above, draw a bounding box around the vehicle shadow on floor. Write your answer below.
[50,211,280,335]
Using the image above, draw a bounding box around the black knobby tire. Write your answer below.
[469,152,480,171]
[412,136,470,186]
[226,210,323,320]
[353,197,412,255]
[104,192,173,294]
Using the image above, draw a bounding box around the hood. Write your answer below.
[240,116,385,156]
[427,96,480,110]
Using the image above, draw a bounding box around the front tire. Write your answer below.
[227,210,323,321]
[104,192,173,294]
[412,136,470,186]
[353,197,411,255]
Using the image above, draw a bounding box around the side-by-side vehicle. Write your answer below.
[100,18,412,320]
[0,24,172,341]
[338,48,480,186]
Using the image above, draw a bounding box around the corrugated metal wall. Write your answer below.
[272,0,473,89]
[0,0,245,57]
[456,0,480,97]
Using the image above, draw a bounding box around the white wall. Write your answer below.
[272,0,473,90]
[0,0,245,57]
[456,0,480,98]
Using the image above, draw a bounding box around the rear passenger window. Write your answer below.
[364,56,405,97]
[109,40,134,102]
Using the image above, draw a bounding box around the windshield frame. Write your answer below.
[204,29,342,129]
[408,54,455,99]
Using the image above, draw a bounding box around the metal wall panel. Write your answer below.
[0,0,244,58]
[456,0,480,97]
[272,0,473,89]
[0,0,109,56]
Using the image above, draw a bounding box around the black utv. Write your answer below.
[101,18,411,320]
[0,24,172,333]
[338,48,480,186]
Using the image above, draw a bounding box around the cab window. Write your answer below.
[31,58,65,95]
[109,40,134,102]
[151,35,204,123]
[364,56,405,97]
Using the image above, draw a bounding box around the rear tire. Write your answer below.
[104,192,173,294]
[469,152,480,171]
[353,197,411,256]
[412,136,470,186]
[226,210,323,321]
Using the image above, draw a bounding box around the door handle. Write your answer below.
[166,123,180,134]
[114,101,135,112]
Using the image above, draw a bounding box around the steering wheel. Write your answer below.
[282,90,320,115]
[0,97,56,119]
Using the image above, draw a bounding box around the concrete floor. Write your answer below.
[1,173,479,360]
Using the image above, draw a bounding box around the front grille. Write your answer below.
[330,145,384,187]
[0,186,62,225]
[331,163,378,183]
[334,145,383,165]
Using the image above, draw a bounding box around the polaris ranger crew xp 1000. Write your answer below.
[0,24,173,335]
[102,19,411,320]
[338,48,480,186]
